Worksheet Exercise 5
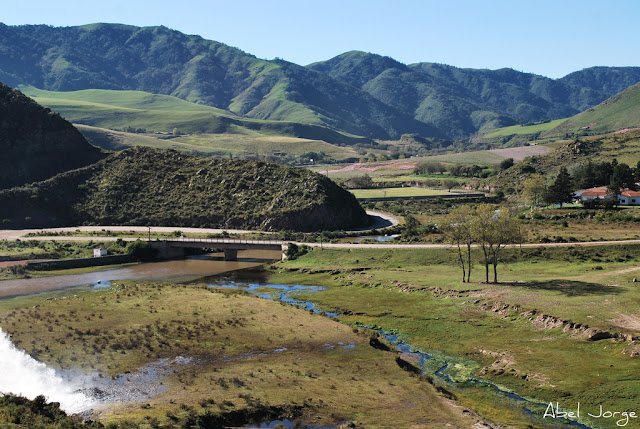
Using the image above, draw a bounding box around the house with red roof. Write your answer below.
[575,186,640,206]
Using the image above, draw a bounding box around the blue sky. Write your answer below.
[4,0,639,78]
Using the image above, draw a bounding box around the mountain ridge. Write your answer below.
[2,23,639,140]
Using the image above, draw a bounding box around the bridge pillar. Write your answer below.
[281,244,288,260]
[150,241,186,259]
[223,249,238,261]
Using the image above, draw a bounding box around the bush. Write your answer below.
[125,240,157,261]
[285,243,310,260]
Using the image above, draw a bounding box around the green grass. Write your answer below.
[77,124,361,161]
[19,86,370,156]
[350,187,452,199]
[483,119,567,138]
[0,281,476,428]
[543,82,640,138]
[270,245,640,428]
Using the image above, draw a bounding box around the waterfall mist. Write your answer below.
[0,327,96,414]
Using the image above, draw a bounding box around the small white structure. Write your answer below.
[93,248,108,258]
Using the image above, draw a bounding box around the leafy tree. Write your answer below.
[499,158,514,170]
[608,162,636,193]
[543,167,574,207]
[403,214,421,238]
[442,179,459,192]
[285,243,309,260]
[522,175,546,207]
[414,161,446,175]
[344,174,373,189]
[442,205,476,283]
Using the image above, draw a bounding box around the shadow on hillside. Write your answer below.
[507,279,622,297]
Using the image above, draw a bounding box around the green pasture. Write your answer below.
[272,245,640,429]
[349,187,452,199]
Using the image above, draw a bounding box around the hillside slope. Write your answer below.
[542,82,640,138]
[0,23,437,140]
[0,147,368,231]
[309,51,640,139]
[0,82,105,190]
[19,86,374,147]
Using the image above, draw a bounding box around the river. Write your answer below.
[0,250,280,298]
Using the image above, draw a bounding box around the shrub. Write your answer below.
[285,243,310,260]
[126,240,157,261]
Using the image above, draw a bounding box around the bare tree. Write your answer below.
[442,205,476,282]
[472,204,522,283]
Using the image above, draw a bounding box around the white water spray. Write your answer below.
[0,327,96,414]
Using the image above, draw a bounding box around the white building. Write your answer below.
[93,248,108,257]
[576,186,640,206]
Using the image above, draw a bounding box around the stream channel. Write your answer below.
[0,251,590,428]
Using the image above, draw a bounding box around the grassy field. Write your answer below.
[482,119,567,138]
[350,187,453,199]
[0,281,478,428]
[20,87,368,161]
[270,245,640,429]
[0,240,125,262]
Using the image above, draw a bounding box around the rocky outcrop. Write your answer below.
[0,82,105,189]
[0,147,368,232]
[479,300,639,342]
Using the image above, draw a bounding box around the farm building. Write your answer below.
[575,186,640,206]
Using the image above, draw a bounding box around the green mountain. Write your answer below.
[0,81,104,190]
[0,146,368,231]
[308,51,640,139]
[0,23,437,140]
[2,24,639,141]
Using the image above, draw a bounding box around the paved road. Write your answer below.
[0,210,401,242]
[301,239,640,249]
[2,211,639,249]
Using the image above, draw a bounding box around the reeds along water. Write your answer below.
[0,327,95,414]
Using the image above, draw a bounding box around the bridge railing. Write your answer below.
[168,237,285,246]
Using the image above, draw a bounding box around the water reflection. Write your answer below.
[0,250,281,299]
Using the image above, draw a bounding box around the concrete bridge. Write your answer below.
[150,237,287,261]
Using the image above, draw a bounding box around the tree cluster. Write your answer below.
[572,159,639,191]
[413,161,498,179]
[442,204,522,284]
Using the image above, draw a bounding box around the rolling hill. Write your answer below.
[0,81,105,190]
[1,23,639,141]
[541,81,640,138]
[0,146,369,231]
[19,86,374,148]
[473,81,640,146]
